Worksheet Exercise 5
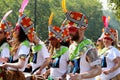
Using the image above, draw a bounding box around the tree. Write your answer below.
[108,0,120,20]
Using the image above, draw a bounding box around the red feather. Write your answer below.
[102,16,108,28]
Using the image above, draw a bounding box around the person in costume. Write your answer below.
[96,33,104,56]
[99,16,120,80]
[96,39,104,55]
[0,10,12,80]
[114,30,120,50]
[26,31,50,76]
[61,0,102,80]
[2,0,35,80]
[0,10,12,65]
[45,13,70,80]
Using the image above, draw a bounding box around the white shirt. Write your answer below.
[50,50,69,79]
[69,41,77,55]
[80,48,96,80]
[100,46,120,80]
[69,41,96,80]
[8,41,30,71]
[0,43,10,64]
[31,42,50,74]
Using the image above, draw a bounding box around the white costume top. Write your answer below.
[8,40,30,71]
[0,42,10,64]
[31,41,50,74]
[69,39,99,80]
[100,46,120,80]
[80,48,96,80]
[50,47,69,79]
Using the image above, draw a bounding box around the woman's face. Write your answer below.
[103,37,113,47]
[13,26,20,38]
[0,30,6,41]
[96,40,103,48]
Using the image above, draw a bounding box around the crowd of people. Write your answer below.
[0,0,120,80]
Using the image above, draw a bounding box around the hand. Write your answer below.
[0,58,4,62]
[103,70,110,75]
[26,64,31,68]
[42,73,48,79]
[42,72,49,79]
[70,73,77,80]
[35,69,42,75]
[2,63,8,68]
[70,73,82,80]
[0,58,8,63]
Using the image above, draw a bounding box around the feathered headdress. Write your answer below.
[48,12,70,42]
[102,16,116,41]
[15,0,35,42]
[61,0,88,28]
[0,10,13,38]
[48,13,62,42]
[19,0,29,13]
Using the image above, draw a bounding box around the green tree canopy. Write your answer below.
[108,0,120,20]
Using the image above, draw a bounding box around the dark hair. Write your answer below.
[112,41,115,46]
[18,27,28,42]
[60,41,70,47]
[44,39,49,46]
[0,38,7,46]
[0,31,7,46]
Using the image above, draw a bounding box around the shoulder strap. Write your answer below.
[32,44,42,53]
[21,40,30,47]
[52,46,68,58]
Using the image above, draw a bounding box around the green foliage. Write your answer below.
[0,0,104,41]
[108,0,120,20]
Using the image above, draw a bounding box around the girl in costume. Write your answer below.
[3,0,35,80]
[99,16,120,80]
